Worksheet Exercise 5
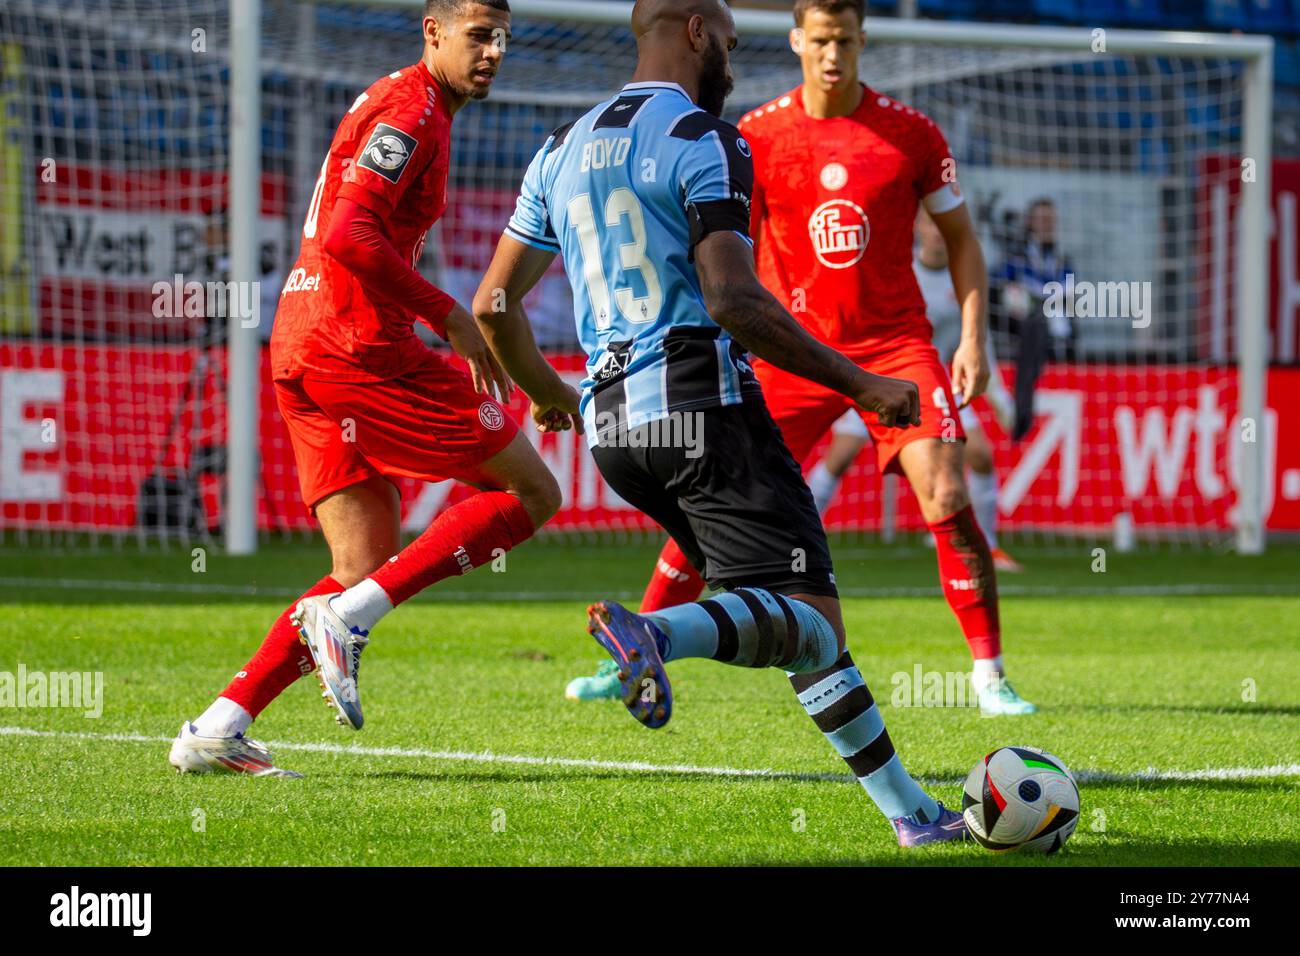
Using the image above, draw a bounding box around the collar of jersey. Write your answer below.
[414,60,454,118]
[794,81,872,119]
[621,80,692,101]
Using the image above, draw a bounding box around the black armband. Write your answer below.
[686,199,751,262]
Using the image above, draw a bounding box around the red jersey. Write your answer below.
[737,85,964,356]
[272,61,454,382]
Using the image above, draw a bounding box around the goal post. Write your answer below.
[227,0,262,556]
[0,0,1278,554]
[1237,45,1274,555]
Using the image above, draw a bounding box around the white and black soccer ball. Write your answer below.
[962,746,1080,854]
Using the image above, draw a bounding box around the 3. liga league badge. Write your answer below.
[359,123,418,184]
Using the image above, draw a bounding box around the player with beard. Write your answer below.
[586,0,1036,717]
[474,0,967,846]
[169,0,583,777]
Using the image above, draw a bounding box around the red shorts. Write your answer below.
[756,337,964,475]
[274,348,518,512]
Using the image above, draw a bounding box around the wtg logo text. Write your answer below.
[50,886,151,936]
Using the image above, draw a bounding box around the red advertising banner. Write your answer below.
[823,364,1300,534]
[32,164,291,341]
[1,344,1298,534]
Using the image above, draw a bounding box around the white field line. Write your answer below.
[2,725,1297,787]
[1,576,1297,602]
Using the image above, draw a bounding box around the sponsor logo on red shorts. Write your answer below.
[479,402,505,431]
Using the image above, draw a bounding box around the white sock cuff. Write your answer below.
[193,696,252,738]
[330,577,393,634]
[972,656,1004,689]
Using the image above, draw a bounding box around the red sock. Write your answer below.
[928,505,1001,660]
[221,574,341,719]
[641,537,705,612]
[369,491,536,607]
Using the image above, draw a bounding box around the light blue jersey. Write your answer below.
[506,81,762,444]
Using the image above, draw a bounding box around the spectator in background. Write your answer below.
[991,197,1076,439]
[202,211,287,344]
[258,236,286,344]
[997,198,1076,358]
[202,212,230,347]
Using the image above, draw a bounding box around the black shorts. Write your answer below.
[592,400,838,598]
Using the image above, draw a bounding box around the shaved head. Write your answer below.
[629,0,737,116]
[631,0,730,39]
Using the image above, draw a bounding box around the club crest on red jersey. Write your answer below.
[478,402,505,432]
[808,199,869,269]
[820,162,848,191]
[358,123,418,184]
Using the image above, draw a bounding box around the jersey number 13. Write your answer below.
[567,188,664,331]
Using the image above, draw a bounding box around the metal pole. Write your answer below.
[226,0,261,555]
[1235,43,1273,555]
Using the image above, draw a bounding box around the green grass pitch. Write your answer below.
[1,536,1297,866]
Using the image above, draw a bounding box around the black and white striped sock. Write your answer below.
[645,588,839,673]
[789,650,940,823]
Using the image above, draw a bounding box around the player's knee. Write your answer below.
[785,598,842,674]
[520,468,563,527]
[929,473,970,518]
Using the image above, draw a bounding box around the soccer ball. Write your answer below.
[962,746,1080,854]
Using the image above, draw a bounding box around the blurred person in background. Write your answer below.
[992,197,1075,439]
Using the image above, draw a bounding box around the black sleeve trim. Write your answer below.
[670,113,755,205]
[505,224,561,252]
[547,120,577,154]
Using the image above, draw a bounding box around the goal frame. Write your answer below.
[225,0,1274,554]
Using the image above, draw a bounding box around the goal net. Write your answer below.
[0,0,1279,552]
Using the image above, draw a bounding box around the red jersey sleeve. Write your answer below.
[914,115,964,215]
[338,105,439,219]
[322,197,455,339]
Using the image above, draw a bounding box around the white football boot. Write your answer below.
[978,676,1038,716]
[168,722,302,778]
[291,594,369,730]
